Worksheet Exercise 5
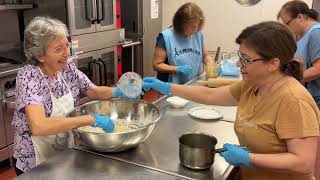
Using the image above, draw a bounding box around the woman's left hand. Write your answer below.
[219,143,252,167]
[112,86,124,97]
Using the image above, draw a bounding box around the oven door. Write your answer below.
[67,0,97,35]
[96,0,117,32]
[96,46,118,86]
[3,95,15,157]
[74,51,99,85]
[0,97,5,149]
[75,47,117,86]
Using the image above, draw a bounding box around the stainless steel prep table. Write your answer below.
[14,149,180,180]
[14,74,239,180]
[75,74,239,180]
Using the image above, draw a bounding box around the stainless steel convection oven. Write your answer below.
[0,0,125,164]
[0,66,19,164]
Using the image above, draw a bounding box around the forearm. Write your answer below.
[171,84,212,104]
[86,86,114,100]
[171,84,237,106]
[154,63,177,74]
[250,153,314,174]
[31,115,94,136]
[302,66,320,82]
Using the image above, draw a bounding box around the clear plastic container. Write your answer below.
[206,62,219,79]
[118,72,142,98]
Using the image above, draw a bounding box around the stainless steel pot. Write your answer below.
[179,132,226,170]
[67,99,162,152]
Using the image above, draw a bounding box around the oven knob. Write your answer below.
[4,81,12,89]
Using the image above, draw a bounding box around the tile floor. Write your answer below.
[0,159,16,180]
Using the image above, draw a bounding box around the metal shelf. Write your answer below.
[0,4,33,11]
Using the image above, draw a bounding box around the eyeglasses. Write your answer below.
[237,51,264,67]
[49,42,71,55]
[285,16,297,25]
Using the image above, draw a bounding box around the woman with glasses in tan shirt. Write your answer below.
[143,21,320,180]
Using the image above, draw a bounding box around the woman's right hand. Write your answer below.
[176,65,192,76]
[91,114,115,133]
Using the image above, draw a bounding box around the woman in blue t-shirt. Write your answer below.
[278,1,320,179]
[153,2,213,84]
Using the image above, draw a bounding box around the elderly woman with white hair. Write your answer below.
[12,16,125,175]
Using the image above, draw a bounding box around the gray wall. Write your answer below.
[0,11,21,51]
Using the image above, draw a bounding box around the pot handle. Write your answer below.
[214,148,226,153]
[214,145,248,154]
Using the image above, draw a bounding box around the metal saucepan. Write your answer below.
[179,132,226,170]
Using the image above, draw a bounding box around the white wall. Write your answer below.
[162,0,313,52]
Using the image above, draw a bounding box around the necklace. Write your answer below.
[253,75,286,112]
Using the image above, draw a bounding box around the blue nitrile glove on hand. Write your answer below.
[176,65,193,76]
[143,77,172,95]
[112,85,143,99]
[219,143,252,167]
[112,86,124,97]
[91,114,115,133]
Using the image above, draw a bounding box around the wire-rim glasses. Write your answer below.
[49,42,71,55]
[237,51,265,67]
[285,16,297,25]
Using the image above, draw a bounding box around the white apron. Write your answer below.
[31,68,75,165]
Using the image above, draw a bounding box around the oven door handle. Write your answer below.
[96,0,104,22]
[3,99,15,109]
[86,0,97,22]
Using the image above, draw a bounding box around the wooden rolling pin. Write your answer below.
[197,78,240,87]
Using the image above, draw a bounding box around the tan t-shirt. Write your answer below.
[230,77,320,180]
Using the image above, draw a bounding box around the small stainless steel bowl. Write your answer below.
[67,98,162,152]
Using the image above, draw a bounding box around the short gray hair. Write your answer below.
[24,16,69,65]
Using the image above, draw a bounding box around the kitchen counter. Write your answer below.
[14,149,180,180]
[14,74,239,180]
[80,74,239,180]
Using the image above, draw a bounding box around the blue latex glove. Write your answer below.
[176,65,193,76]
[112,85,144,99]
[91,114,115,133]
[112,86,124,97]
[219,143,252,167]
[143,77,172,95]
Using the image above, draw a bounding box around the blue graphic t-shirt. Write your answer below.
[161,28,204,84]
[295,23,320,106]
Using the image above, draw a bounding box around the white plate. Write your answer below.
[166,96,189,108]
[188,106,223,120]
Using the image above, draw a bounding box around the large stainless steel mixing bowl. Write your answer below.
[67,99,162,152]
